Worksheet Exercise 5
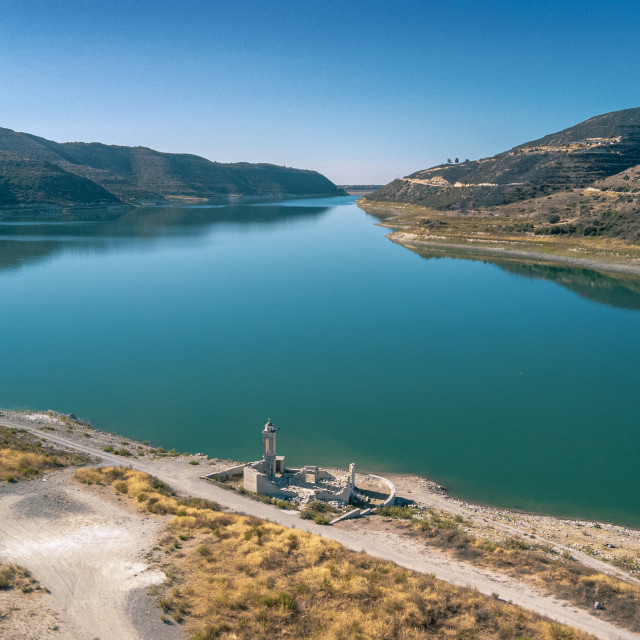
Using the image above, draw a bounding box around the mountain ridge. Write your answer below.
[0,128,344,207]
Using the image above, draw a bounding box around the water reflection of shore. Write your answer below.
[0,201,331,272]
[408,243,640,311]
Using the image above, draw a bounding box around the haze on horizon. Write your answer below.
[1,0,639,185]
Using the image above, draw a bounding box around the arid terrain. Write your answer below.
[360,108,640,273]
[359,201,640,276]
[1,410,639,639]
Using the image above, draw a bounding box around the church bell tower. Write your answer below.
[262,417,277,477]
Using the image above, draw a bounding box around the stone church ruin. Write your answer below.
[206,418,357,506]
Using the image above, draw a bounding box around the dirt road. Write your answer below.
[0,468,180,640]
[2,411,639,640]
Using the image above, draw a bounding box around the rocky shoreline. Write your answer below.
[2,409,640,639]
[388,230,640,277]
[4,409,639,581]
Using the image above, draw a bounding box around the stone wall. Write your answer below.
[315,483,353,502]
[243,466,296,498]
[368,474,396,507]
[202,463,247,480]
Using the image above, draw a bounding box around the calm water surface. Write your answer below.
[1,197,639,526]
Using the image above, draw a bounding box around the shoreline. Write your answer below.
[3,409,640,640]
[0,192,349,217]
[3,409,638,580]
[357,199,640,276]
[4,407,639,531]
[388,230,640,276]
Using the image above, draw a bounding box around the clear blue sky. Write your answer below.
[1,0,639,184]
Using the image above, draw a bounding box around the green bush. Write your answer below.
[373,505,416,520]
[300,501,333,520]
[502,536,530,551]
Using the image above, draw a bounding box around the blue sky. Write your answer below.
[1,0,639,183]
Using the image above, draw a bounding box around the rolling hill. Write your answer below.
[0,128,344,207]
[366,107,640,210]
[362,107,640,244]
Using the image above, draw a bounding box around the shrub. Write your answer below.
[374,505,416,519]
[503,536,530,551]
[114,481,128,494]
[300,500,333,520]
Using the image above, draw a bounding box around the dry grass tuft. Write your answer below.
[0,564,43,593]
[0,425,87,481]
[77,468,595,640]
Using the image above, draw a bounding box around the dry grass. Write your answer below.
[0,564,43,594]
[75,468,595,640]
[0,425,87,482]
[74,467,221,517]
[401,512,640,632]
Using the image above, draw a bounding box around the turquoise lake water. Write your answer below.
[1,196,639,527]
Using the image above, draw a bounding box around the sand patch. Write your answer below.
[0,470,174,640]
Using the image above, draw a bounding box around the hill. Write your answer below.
[361,108,640,257]
[0,128,344,207]
[366,107,640,212]
[338,184,384,195]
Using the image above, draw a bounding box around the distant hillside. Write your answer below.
[0,128,344,207]
[366,107,640,211]
[338,184,383,195]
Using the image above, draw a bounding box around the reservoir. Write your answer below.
[1,196,639,527]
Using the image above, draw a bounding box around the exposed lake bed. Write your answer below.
[1,196,639,527]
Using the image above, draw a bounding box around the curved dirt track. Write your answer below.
[0,470,179,640]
